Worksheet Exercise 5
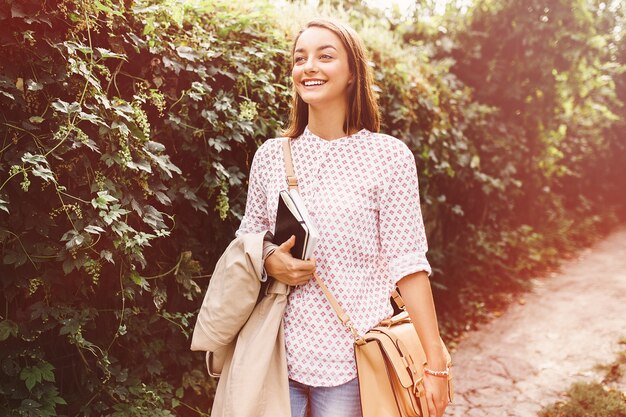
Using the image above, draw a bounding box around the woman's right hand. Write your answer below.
[265,235,316,286]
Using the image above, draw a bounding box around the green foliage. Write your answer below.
[0,0,624,415]
[540,382,626,417]
[391,0,626,332]
[0,0,287,414]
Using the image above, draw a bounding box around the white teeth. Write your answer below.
[304,80,326,86]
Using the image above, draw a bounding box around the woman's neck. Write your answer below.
[307,101,351,140]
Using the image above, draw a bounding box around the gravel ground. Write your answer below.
[447,226,626,417]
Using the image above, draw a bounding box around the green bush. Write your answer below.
[539,382,626,417]
[0,0,290,414]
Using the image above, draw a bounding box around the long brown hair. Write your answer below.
[283,18,380,138]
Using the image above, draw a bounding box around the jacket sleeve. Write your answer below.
[190,234,265,353]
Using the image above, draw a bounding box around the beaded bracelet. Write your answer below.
[424,367,450,378]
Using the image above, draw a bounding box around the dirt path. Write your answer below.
[447,226,626,417]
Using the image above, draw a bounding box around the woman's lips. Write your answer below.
[302,80,327,88]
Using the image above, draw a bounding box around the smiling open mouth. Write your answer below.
[303,80,327,86]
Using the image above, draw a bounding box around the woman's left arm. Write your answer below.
[397,271,449,417]
[379,140,449,415]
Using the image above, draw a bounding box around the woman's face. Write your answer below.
[292,26,352,109]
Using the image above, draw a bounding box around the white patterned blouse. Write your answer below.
[235,126,432,386]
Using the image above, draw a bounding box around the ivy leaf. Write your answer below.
[21,152,47,165]
[111,100,134,121]
[154,191,171,206]
[180,186,208,214]
[125,32,147,51]
[130,270,150,291]
[94,0,125,17]
[176,46,199,61]
[26,79,43,91]
[162,55,184,75]
[126,159,152,173]
[20,399,42,410]
[40,362,55,382]
[100,250,114,264]
[32,164,56,183]
[51,99,80,115]
[0,197,9,214]
[79,111,108,127]
[63,40,93,55]
[81,137,101,154]
[91,191,118,209]
[101,204,130,225]
[20,366,42,391]
[145,141,165,153]
[112,120,131,134]
[208,137,231,152]
[95,47,127,61]
[62,255,82,274]
[65,233,85,250]
[145,151,181,178]
[3,250,27,267]
[84,225,105,234]
[143,205,165,228]
[0,320,18,341]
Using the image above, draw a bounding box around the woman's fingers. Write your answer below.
[426,391,436,417]
[294,269,315,285]
[267,244,316,286]
[279,235,296,250]
[435,398,444,417]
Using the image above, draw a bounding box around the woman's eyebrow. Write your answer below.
[294,45,338,53]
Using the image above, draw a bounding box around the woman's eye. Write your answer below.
[294,56,305,63]
[320,54,332,59]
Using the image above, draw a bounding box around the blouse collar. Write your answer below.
[301,126,368,143]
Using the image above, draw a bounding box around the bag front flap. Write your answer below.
[363,320,427,389]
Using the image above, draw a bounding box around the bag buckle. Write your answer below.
[413,377,425,397]
[346,320,366,345]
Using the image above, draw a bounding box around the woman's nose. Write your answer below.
[303,57,317,73]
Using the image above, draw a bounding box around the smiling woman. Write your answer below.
[234,17,452,417]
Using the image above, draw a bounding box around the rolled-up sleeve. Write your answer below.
[379,142,432,285]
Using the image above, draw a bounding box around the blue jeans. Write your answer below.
[289,378,363,417]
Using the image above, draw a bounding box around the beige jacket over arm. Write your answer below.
[190,231,291,417]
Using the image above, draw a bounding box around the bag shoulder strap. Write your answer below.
[280,137,404,343]
[281,138,299,191]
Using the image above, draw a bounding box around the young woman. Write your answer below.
[236,18,450,417]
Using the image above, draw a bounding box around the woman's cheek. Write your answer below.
[291,66,301,81]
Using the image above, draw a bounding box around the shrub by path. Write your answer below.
[448,227,626,417]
